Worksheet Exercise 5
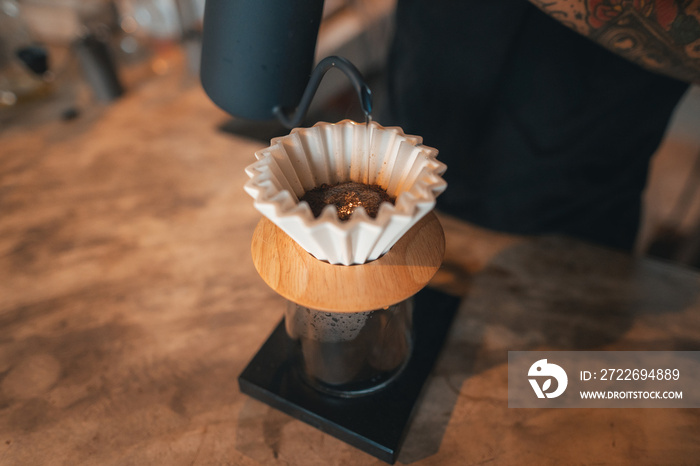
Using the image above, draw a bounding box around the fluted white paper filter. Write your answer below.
[244,120,446,265]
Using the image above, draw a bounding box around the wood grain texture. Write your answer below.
[1,48,700,466]
[251,212,445,312]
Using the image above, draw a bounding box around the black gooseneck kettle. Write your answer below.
[200,0,372,128]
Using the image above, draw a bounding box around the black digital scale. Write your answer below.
[238,288,460,464]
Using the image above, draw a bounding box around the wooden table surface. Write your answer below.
[1,59,700,466]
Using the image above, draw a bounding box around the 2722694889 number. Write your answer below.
[598,369,680,381]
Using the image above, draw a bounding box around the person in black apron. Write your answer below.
[385,0,697,251]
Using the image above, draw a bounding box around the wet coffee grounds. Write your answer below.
[300,181,395,221]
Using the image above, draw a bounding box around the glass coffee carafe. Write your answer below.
[285,298,413,397]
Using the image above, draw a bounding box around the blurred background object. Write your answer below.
[640,86,700,268]
[1,0,207,128]
[114,0,203,72]
[0,0,52,106]
[72,30,124,102]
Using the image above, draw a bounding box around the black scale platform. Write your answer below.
[238,288,461,464]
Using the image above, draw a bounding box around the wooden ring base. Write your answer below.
[251,212,445,312]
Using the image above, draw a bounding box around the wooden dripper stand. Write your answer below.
[240,120,455,464]
[252,212,444,313]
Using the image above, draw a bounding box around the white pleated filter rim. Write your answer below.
[244,120,447,265]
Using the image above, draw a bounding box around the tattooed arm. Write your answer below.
[528,0,700,83]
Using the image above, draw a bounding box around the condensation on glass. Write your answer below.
[285,298,413,397]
